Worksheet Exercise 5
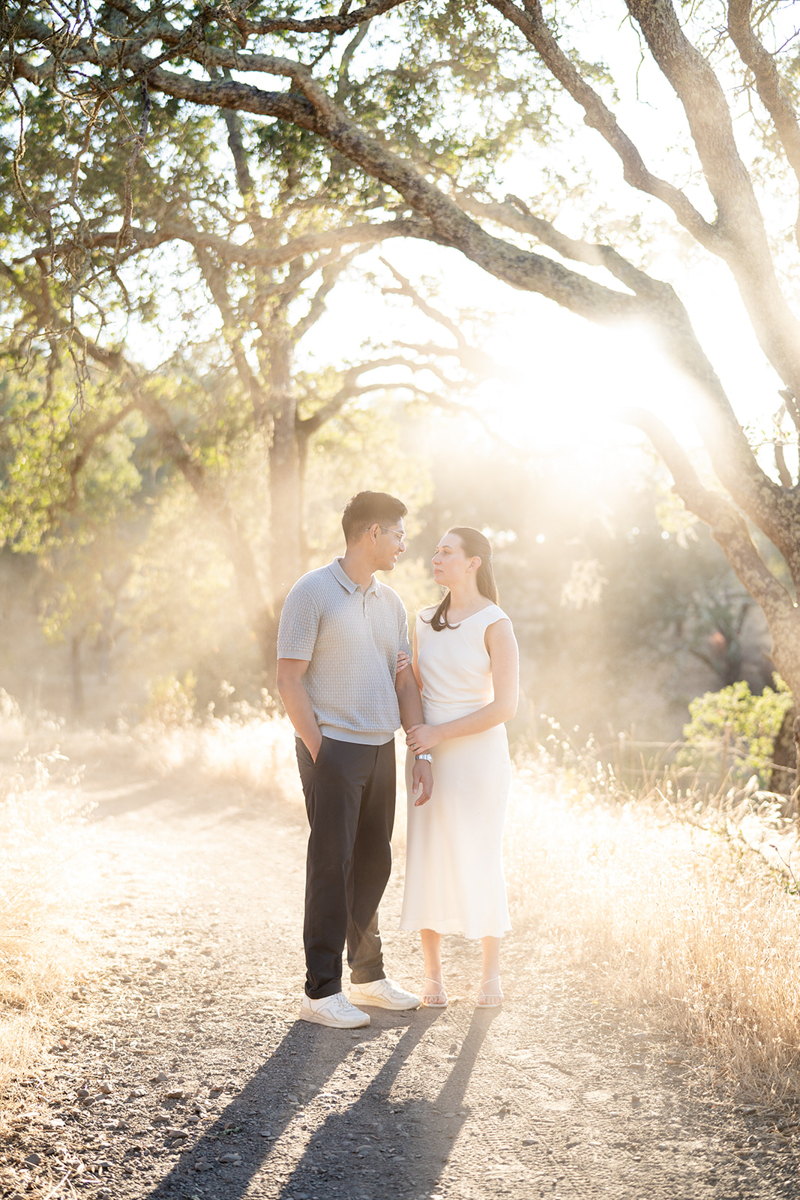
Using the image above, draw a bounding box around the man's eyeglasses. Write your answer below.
[380,526,406,545]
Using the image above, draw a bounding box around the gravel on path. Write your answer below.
[2,758,799,1200]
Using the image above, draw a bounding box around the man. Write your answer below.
[277,491,433,1029]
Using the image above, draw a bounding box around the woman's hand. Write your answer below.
[406,723,442,754]
[396,650,411,673]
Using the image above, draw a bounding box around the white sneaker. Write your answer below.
[349,978,421,1011]
[299,991,370,1028]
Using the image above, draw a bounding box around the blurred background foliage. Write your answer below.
[0,4,782,771]
[0,353,773,745]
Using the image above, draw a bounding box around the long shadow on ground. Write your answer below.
[143,1007,497,1200]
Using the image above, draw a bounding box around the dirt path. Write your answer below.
[2,749,800,1200]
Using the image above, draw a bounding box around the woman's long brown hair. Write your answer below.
[425,526,499,632]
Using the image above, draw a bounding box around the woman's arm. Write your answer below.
[411,623,423,691]
[405,619,519,754]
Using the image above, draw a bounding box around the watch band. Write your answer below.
[415,752,433,762]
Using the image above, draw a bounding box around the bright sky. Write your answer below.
[291,5,792,462]
[126,4,793,468]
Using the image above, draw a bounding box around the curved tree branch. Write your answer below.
[727,0,800,248]
[485,0,719,247]
[625,0,800,404]
[622,406,796,624]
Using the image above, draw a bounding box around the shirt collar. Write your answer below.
[328,557,381,597]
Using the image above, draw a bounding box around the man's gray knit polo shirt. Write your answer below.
[277,558,411,746]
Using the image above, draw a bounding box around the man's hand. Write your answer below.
[411,759,433,807]
[277,658,323,760]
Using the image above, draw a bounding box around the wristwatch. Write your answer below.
[415,753,433,763]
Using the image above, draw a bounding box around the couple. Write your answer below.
[276,491,518,1029]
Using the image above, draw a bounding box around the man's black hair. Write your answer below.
[341,491,407,543]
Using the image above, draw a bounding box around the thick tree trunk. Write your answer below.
[268,334,303,609]
[768,705,796,800]
[136,392,276,682]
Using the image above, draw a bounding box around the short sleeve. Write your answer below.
[277,583,319,662]
[398,604,411,658]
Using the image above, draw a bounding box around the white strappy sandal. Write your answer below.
[421,976,448,1008]
[476,977,504,1008]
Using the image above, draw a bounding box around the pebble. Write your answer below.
[153,1072,169,1083]
[24,1153,41,1166]
[194,1159,213,1172]
[165,1089,185,1100]
[98,1082,113,1095]
[522,1137,536,1146]
[218,1152,242,1163]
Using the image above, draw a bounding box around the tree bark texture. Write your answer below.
[8,0,800,699]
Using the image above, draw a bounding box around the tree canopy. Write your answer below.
[4,0,800,703]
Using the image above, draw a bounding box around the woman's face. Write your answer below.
[432,531,478,587]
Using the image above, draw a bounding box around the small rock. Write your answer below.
[209,1085,224,1096]
[522,1137,536,1146]
[258,1131,275,1139]
[24,1153,42,1166]
[194,1159,213,1172]
[152,1073,169,1084]
[217,1152,241,1163]
[631,1095,641,1107]
[98,1082,113,1095]
[164,1128,189,1140]
[76,1088,90,1101]
[165,1089,185,1100]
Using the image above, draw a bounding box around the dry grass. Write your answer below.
[4,701,800,1106]
[140,713,800,1099]
[504,756,800,1101]
[0,695,91,1094]
[135,708,302,809]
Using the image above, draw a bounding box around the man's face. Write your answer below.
[373,520,406,571]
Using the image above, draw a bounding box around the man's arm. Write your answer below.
[277,658,322,760]
[395,667,433,806]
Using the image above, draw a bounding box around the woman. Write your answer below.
[399,527,518,1007]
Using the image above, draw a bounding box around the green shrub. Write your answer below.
[144,672,197,727]
[679,678,793,786]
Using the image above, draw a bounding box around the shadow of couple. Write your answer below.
[145,1003,501,1200]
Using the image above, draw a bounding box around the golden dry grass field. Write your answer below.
[2,710,800,1200]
